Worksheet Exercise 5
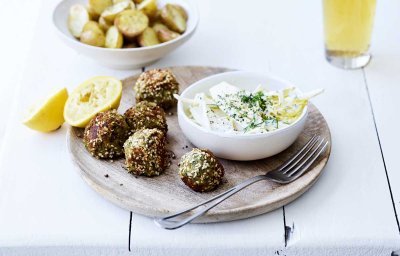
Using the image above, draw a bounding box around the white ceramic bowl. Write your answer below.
[178,71,308,161]
[53,0,198,70]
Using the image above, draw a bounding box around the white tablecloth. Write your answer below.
[0,0,399,255]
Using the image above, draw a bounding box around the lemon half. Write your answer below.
[64,76,122,127]
[23,88,69,132]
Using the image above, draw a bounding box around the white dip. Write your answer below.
[177,82,323,134]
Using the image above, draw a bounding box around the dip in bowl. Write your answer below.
[177,71,322,161]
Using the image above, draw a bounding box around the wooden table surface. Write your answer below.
[0,0,399,255]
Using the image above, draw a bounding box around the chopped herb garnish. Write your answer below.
[185,83,319,134]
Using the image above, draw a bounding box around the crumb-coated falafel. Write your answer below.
[83,110,130,159]
[124,128,168,177]
[178,148,224,192]
[134,69,179,109]
[124,101,168,134]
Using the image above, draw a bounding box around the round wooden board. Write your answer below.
[67,66,332,223]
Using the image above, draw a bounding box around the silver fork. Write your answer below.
[154,135,329,230]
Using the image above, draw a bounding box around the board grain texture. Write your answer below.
[67,66,331,223]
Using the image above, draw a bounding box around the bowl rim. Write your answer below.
[178,70,309,139]
[52,0,199,52]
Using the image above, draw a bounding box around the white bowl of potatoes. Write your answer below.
[53,0,198,69]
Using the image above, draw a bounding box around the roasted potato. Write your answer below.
[86,4,99,20]
[112,0,136,9]
[80,21,106,46]
[137,0,158,20]
[152,22,179,42]
[99,16,112,31]
[138,27,160,47]
[105,26,124,48]
[113,0,134,5]
[67,0,186,48]
[152,22,166,31]
[160,4,186,33]
[89,0,113,16]
[68,4,90,38]
[101,0,132,22]
[170,4,187,21]
[114,10,149,37]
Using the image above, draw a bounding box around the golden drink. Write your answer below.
[323,0,376,69]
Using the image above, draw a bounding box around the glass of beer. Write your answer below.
[323,0,376,69]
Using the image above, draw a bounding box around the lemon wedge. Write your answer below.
[64,76,122,127]
[23,88,69,132]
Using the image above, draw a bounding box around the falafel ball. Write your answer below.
[124,128,167,177]
[124,101,168,134]
[178,148,224,192]
[83,110,130,159]
[134,69,179,109]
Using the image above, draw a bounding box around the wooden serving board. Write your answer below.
[67,66,332,223]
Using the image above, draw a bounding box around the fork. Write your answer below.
[154,135,329,230]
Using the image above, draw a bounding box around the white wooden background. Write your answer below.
[0,0,399,255]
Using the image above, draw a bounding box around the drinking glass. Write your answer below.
[323,0,376,69]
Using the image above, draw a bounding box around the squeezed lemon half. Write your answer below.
[23,88,69,132]
[64,76,122,127]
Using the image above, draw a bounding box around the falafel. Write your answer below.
[83,110,130,159]
[124,128,168,177]
[124,101,168,134]
[134,69,179,109]
[178,148,224,192]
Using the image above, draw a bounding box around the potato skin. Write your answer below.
[170,4,187,21]
[89,0,113,16]
[137,0,158,19]
[138,27,160,47]
[113,0,134,4]
[99,16,112,31]
[160,4,186,33]
[80,21,106,47]
[152,22,180,43]
[114,10,149,37]
[87,4,100,20]
[114,0,136,9]
[105,26,124,48]
[101,0,131,22]
[68,4,90,38]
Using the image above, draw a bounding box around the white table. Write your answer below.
[1,0,399,255]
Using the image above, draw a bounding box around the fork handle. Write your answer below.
[154,175,268,230]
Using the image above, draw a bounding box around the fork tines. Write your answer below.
[266,135,329,184]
